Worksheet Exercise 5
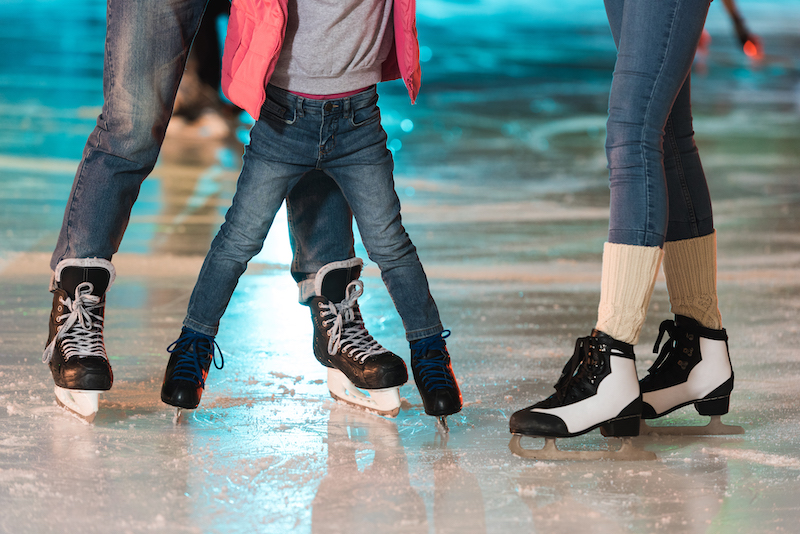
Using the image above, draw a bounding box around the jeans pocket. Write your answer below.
[262,96,297,125]
[349,94,381,128]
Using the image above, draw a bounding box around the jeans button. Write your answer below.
[323,102,333,112]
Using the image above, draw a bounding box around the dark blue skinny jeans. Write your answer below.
[604,0,715,246]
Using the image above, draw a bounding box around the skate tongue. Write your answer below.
[319,265,362,302]
[60,266,111,297]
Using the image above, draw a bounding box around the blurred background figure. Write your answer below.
[168,0,239,140]
[697,0,764,71]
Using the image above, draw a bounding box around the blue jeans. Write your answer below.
[604,0,714,247]
[184,85,443,341]
[49,0,353,283]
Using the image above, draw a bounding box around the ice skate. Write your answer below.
[639,315,744,436]
[310,259,408,417]
[43,258,115,422]
[161,328,224,414]
[509,331,656,461]
[410,331,462,431]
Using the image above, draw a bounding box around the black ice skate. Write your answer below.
[310,259,408,417]
[509,331,656,461]
[639,315,743,436]
[410,331,462,431]
[161,328,223,416]
[43,258,115,422]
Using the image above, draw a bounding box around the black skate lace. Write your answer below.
[410,330,455,391]
[166,331,223,388]
[552,337,603,402]
[320,280,385,363]
[648,319,678,374]
[42,282,106,364]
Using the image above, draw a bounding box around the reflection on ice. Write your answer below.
[313,408,428,533]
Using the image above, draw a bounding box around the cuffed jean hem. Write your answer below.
[297,277,317,305]
[405,324,444,343]
[183,317,218,338]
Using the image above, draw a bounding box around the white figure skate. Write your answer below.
[639,316,744,436]
[509,331,656,461]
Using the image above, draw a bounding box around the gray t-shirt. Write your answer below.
[270,0,394,95]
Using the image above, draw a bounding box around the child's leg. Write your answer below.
[323,89,460,419]
[182,154,303,336]
[327,157,441,342]
[162,152,305,410]
[337,171,461,418]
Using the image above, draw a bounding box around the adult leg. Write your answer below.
[661,78,721,329]
[509,0,714,456]
[287,171,356,304]
[598,0,711,345]
[51,0,209,266]
[44,0,209,419]
[638,75,737,433]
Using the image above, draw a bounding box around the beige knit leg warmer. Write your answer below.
[663,231,722,330]
[595,242,664,345]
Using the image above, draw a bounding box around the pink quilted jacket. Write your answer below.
[221,0,422,120]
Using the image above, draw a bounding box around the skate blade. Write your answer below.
[327,368,401,418]
[436,416,450,434]
[509,435,657,461]
[54,386,99,423]
[640,415,745,436]
[173,408,185,424]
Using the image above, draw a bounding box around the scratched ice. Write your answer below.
[1,1,800,532]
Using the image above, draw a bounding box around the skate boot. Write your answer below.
[42,258,115,422]
[410,331,462,431]
[310,259,408,417]
[509,331,656,460]
[161,328,223,415]
[639,315,743,435]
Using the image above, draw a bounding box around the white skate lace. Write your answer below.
[42,282,106,364]
[321,280,386,363]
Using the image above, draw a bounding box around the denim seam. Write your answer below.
[286,197,301,277]
[100,7,112,149]
[317,111,325,168]
[665,116,700,238]
[639,0,680,246]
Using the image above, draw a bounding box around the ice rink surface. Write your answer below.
[1,0,800,532]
